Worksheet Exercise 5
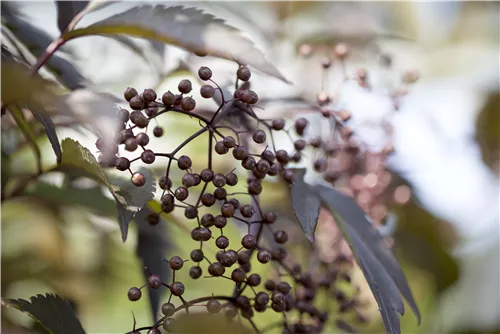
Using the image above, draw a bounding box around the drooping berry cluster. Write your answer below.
[95,61,378,334]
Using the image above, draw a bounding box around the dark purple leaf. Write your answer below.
[315,184,421,332]
[62,5,289,83]
[290,169,321,243]
[55,1,89,33]
[3,293,86,334]
[134,207,171,322]
[30,108,61,164]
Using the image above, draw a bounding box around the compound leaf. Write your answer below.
[62,4,289,83]
[2,293,86,334]
[315,184,421,332]
[289,168,321,242]
[57,139,155,241]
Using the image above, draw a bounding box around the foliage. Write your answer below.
[4,1,485,334]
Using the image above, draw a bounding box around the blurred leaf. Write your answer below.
[1,5,86,89]
[44,55,88,90]
[344,223,403,334]
[393,200,459,293]
[8,106,42,174]
[62,5,289,83]
[1,149,10,199]
[30,108,61,164]
[289,168,321,243]
[476,93,500,172]
[84,1,120,14]
[57,139,155,241]
[172,313,251,333]
[134,207,170,322]
[1,60,57,107]
[2,294,86,334]
[315,183,421,331]
[105,34,164,72]
[55,1,89,33]
[25,181,116,216]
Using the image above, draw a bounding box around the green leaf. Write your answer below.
[57,138,155,241]
[55,1,90,33]
[25,181,116,216]
[30,107,62,164]
[2,293,86,334]
[289,168,321,243]
[1,60,57,107]
[8,105,42,174]
[62,5,289,83]
[315,183,421,331]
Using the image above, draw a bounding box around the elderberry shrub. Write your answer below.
[114,60,386,334]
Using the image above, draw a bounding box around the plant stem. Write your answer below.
[31,37,65,75]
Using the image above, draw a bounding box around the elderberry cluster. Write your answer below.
[95,63,371,334]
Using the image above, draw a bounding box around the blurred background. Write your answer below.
[1,1,499,334]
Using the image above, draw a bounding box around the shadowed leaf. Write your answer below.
[55,1,89,33]
[134,207,171,321]
[1,60,57,107]
[315,183,421,331]
[344,223,403,334]
[25,181,116,216]
[57,139,155,241]
[2,294,86,334]
[62,5,289,82]
[8,106,42,174]
[30,108,61,164]
[2,4,87,89]
[290,168,321,242]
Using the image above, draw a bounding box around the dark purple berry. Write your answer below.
[208,262,225,276]
[162,91,175,106]
[135,132,149,146]
[207,299,222,314]
[153,126,163,137]
[142,88,157,102]
[174,187,189,201]
[128,287,142,301]
[216,236,229,249]
[200,85,215,98]
[129,95,145,110]
[148,275,162,289]
[170,282,185,296]
[115,157,130,171]
[178,79,192,94]
[237,66,251,81]
[161,302,175,316]
[131,173,145,187]
[241,234,257,249]
[198,66,212,81]
[181,97,196,111]
[252,130,266,143]
[141,150,156,164]
[190,249,204,262]
[169,256,184,270]
[189,266,202,279]
[148,212,160,225]
[177,155,192,170]
[124,87,138,102]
